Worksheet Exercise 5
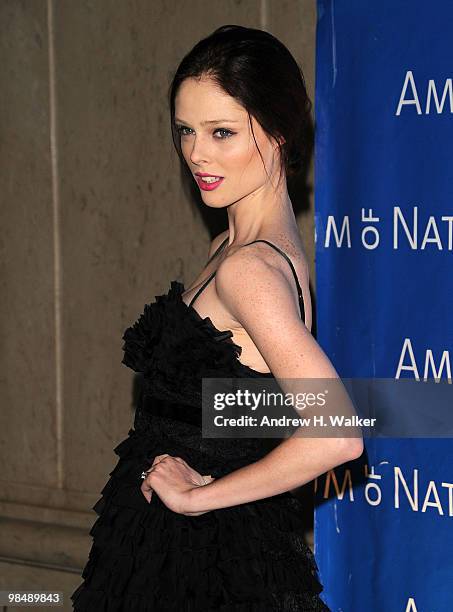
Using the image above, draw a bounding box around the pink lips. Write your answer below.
[195,175,224,191]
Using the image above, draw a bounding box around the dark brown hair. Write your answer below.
[168,24,313,186]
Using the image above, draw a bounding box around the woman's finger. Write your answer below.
[141,454,171,504]
[140,475,153,503]
[152,453,171,465]
[146,453,171,475]
[173,456,187,465]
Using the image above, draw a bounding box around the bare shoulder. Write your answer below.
[215,240,302,323]
[214,242,338,380]
[220,239,280,275]
[207,229,229,261]
[216,238,309,305]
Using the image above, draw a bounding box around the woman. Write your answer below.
[71,25,363,611]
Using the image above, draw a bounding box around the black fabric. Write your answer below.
[71,280,330,611]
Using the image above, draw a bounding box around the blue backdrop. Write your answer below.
[314,2,453,610]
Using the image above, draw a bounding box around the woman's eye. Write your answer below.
[214,128,234,139]
[175,125,234,139]
[176,125,192,136]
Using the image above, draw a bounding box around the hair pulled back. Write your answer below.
[168,24,312,184]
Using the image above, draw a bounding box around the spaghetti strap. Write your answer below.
[205,235,229,266]
[189,237,305,323]
[188,236,229,308]
[243,239,305,321]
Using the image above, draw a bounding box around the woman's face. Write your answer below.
[174,76,281,208]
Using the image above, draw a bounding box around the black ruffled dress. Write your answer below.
[71,242,330,612]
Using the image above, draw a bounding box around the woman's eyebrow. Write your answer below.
[175,118,240,125]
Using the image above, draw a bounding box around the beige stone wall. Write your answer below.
[0,1,316,608]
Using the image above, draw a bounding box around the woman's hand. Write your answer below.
[140,453,215,516]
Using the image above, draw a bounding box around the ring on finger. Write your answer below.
[140,467,154,480]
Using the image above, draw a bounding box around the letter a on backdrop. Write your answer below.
[314,2,453,610]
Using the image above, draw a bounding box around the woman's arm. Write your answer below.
[145,244,363,514]
[187,434,361,513]
[191,245,363,510]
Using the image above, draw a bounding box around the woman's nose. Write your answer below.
[189,136,211,166]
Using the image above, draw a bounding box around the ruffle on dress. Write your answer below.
[71,281,330,611]
[122,280,273,386]
[122,281,240,373]
[71,427,329,611]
